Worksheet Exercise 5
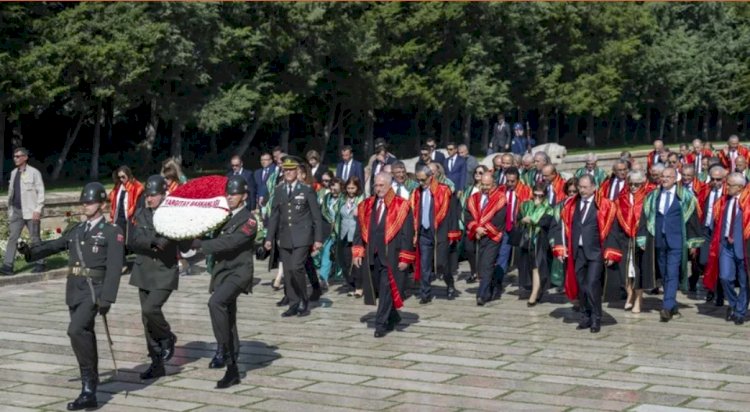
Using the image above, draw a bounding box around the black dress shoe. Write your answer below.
[466,274,477,284]
[715,300,725,307]
[216,364,240,389]
[31,264,46,273]
[527,300,537,307]
[281,307,299,317]
[386,312,401,331]
[590,322,601,333]
[419,296,432,305]
[161,333,177,361]
[576,320,592,330]
[476,297,486,306]
[208,351,226,369]
[670,307,681,318]
[297,301,310,317]
[276,296,289,307]
[659,309,672,322]
[446,287,456,300]
[727,307,735,322]
[705,291,715,302]
[310,288,322,302]
[734,317,745,326]
[374,329,387,338]
[0,265,14,276]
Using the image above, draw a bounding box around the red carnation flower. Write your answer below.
[56,228,62,234]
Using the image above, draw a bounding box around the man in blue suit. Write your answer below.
[254,152,276,208]
[444,142,467,192]
[716,173,749,325]
[228,155,256,210]
[425,138,446,167]
[336,145,365,184]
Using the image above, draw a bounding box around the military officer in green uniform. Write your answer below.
[127,175,179,380]
[264,156,323,317]
[189,175,257,389]
[19,182,124,411]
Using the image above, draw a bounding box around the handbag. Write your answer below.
[508,226,531,250]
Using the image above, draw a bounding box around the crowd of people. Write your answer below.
[7,130,750,408]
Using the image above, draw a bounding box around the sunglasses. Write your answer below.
[475,171,484,175]
[118,175,128,180]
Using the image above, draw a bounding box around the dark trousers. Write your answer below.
[466,237,501,300]
[372,254,401,330]
[575,247,603,322]
[419,229,435,298]
[338,240,358,288]
[719,244,748,318]
[139,288,173,357]
[279,246,309,308]
[68,296,99,372]
[493,233,512,288]
[208,280,242,361]
[656,246,681,311]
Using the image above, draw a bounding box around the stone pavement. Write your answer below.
[0,260,748,412]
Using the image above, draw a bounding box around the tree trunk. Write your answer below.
[586,113,595,147]
[52,113,85,181]
[681,112,687,140]
[365,108,375,157]
[556,109,561,143]
[105,97,114,145]
[480,117,489,153]
[322,102,339,155]
[715,111,723,141]
[672,113,679,142]
[338,112,347,154]
[440,108,453,146]
[234,116,262,158]
[605,114,614,145]
[645,108,652,142]
[170,118,183,165]
[280,115,290,153]
[658,111,666,141]
[0,111,5,184]
[412,108,422,152]
[11,118,22,148]
[138,98,159,167]
[620,112,627,144]
[539,108,549,144]
[462,110,472,147]
[702,109,709,140]
[90,101,103,179]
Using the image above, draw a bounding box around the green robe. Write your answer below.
[574,167,607,186]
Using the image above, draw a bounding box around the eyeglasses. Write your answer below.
[710,177,723,182]
[118,175,128,180]
[630,182,644,187]
[475,171,484,175]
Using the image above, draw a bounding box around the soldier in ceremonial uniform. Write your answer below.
[265,156,324,317]
[19,183,124,411]
[127,175,179,380]
[190,175,258,389]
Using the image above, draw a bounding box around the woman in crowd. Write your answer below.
[317,177,342,288]
[460,165,488,283]
[516,182,555,306]
[336,176,365,297]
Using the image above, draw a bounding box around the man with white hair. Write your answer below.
[685,139,712,176]
[574,153,607,186]
[647,139,665,170]
[697,165,727,302]
[353,172,416,338]
[599,159,630,200]
[637,166,702,323]
[718,135,750,173]
[524,152,550,186]
[703,172,750,325]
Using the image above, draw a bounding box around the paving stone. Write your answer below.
[633,366,750,384]
[629,406,712,412]
[684,398,749,412]
[531,374,647,391]
[386,403,457,412]
[389,392,564,412]
[279,369,372,384]
[394,353,506,369]
[646,385,750,403]
[564,386,688,406]
[449,375,574,395]
[0,391,63,408]
[503,391,634,411]
[249,399,365,412]
[246,386,397,410]
[302,381,400,400]
[407,362,533,380]
[362,377,507,399]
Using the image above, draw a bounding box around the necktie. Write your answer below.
[610,179,619,200]
[376,199,384,224]
[661,191,671,234]
[83,222,91,237]
[449,157,454,171]
[696,154,702,173]
[262,168,267,182]
[481,194,488,211]
[548,186,554,205]
[728,198,738,243]
[663,191,672,213]
[506,190,515,232]
[287,184,292,197]
[707,189,719,228]
[580,199,590,223]
[421,189,431,229]
[343,162,350,181]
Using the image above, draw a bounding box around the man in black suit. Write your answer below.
[253,152,276,208]
[190,175,258,389]
[552,175,620,333]
[425,137,446,167]
[368,140,397,193]
[415,146,432,171]
[227,155,256,210]
[444,142,467,192]
[265,156,324,317]
[306,150,327,184]
[488,113,511,155]
[336,145,365,184]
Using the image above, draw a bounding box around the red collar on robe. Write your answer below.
[357,188,411,247]
[696,182,727,223]
[718,145,750,169]
[703,190,750,292]
[109,179,144,220]
[410,178,452,234]
[615,185,647,239]
[466,186,507,243]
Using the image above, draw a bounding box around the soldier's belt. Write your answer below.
[68,267,106,281]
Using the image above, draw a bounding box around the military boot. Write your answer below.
[67,368,97,411]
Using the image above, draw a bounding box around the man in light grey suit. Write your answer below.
[3,147,45,275]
